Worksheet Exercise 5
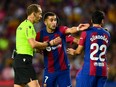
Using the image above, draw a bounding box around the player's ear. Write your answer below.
[56,16,61,26]
[101,19,104,25]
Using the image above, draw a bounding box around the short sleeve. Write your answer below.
[59,26,68,35]
[79,31,87,46]
[25,25,35,39]
[66,35,74,45]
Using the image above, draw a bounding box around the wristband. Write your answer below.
[77,27,80,31]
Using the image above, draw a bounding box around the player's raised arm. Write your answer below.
[65,23,90,34]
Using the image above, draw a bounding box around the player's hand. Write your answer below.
[50,36,61,46]
[78,23,90,31]
[67,48,75,55]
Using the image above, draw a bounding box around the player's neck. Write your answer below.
[93,24,102,28]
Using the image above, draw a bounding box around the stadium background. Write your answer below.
[0,0,116,87]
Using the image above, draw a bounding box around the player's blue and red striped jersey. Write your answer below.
[36,26,70,73]
[79,27,110,76]
[66,35,74,45]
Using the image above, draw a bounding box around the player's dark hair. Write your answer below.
[43,12,56,21]
[92,10,105,24]
[26,4,41,16]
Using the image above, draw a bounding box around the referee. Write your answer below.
[13,4,60,87]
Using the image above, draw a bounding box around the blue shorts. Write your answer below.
[43,69,72,87]
[76,74,107,87]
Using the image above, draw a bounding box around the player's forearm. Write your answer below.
[66,27,80,34]
[73,38,79,45]
[74,50,81,55]
[74,45,83,55]
[66,23,90,34]
[71,27,80,34]
[67,48,81,55]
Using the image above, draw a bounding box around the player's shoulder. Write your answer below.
[40,27,46,31]
[83,27,93,32]
[103,28,110,36]
[59,26,68,29]
[38,26,47,34]
[103,28,109,33]
[88,26,95,30]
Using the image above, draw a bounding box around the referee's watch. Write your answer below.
[47,42,51,46]
[46,42,52,52]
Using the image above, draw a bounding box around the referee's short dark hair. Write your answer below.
[26,4,41,16]
[92,10,105,24]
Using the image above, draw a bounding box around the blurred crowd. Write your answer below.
[0,0,116,87]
